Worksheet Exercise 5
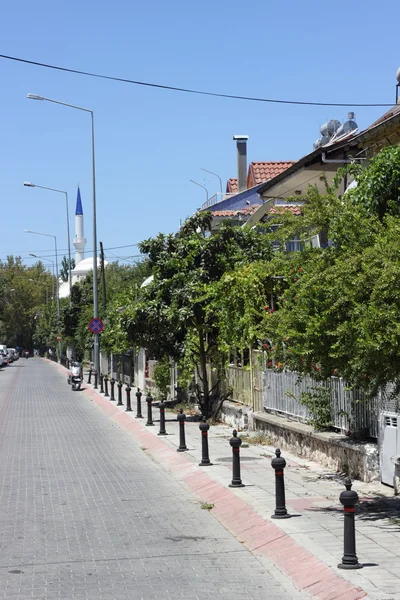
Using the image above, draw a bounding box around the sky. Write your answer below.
[1,0,399,269]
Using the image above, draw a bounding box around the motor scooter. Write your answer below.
[67,362,83,391]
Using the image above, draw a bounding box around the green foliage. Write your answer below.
[295,386,333,431]
[153,359,171,397]
[0,256,55,350]
[258,145,400,394]
[126,212,272,417]
[60,256,75,282]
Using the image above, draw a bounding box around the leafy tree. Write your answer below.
[256,145,400,395]
[121,212,272,417]
[0,257,54,350]
[60,256,75,282]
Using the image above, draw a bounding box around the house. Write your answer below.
[246,104,400,228]
[201,135,296,230]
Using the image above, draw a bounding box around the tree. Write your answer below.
[255,146,400,393]
[60,256,75,282]
[121,212,272,417]
[0,257,54,350]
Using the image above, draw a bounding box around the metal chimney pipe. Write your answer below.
[233,135,249,192]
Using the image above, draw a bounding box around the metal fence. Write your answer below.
[111,353,134,384]
[263,369,380,439]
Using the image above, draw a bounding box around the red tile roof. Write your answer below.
[268,205,303,216]
[226,178,238,193]
[212,204,261,218]
[226,162,296,194]
[248,161,296,187]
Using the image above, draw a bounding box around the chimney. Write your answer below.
[233,135,248,193]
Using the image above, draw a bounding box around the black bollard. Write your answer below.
[99,373,104,394]
[93,370,98,390]
[199,417,212,466]
[145,392,154,426]
[271,449,291,519]
[338,478,363,570]
[229,430,245,487]
[110,378,116,401]
[88,367,92,384]
[177,408,187,452]
[135,388,143,419]
[104,375,109,397]
[125,385,132,411]
[117,381,123,406]
[158,399,167,435]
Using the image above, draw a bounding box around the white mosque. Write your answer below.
[59,188,107,298]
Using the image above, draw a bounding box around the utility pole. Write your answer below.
[99,241,106,314]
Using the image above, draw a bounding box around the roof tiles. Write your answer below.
[248,161,296,186]
[212,204,261,218]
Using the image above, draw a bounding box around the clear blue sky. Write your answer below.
[1,0,399,267]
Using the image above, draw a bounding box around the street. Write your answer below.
[0,360,305,600]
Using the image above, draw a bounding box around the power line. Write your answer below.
[0,242,142,260]
[0,53,393,108]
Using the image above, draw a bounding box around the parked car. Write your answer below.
[0,350,7,367]
[6,350,14,363]
[8,348,19,360]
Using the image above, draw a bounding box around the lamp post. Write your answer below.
[27,93,99,375]
[29,254,55,303]
[200,168,223,196]
[190,179,209,203]
[24,182,72,300]
[25,229,60,355]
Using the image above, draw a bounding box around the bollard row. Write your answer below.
[87,380,363,570]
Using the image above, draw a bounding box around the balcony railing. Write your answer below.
[201,193,236,210]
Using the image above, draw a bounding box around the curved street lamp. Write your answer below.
[24,182,72,300]
[27,93,99,374]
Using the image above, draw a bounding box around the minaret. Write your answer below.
[73,187,87,264]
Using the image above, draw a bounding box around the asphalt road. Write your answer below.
[0,359,307,599]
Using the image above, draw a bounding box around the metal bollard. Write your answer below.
[229,430,245,487]
[145,392,154,426]
[88,367,92,384]
[117,381,123,406]
[93,370,98,389]
[199,417,212,466]
[99,373,104,394]
[177,408,187,452]
[135,388,143,418]
[110,378,116,401]
[271,449,291,519]
[125,385,132,411]
[158,399,167,435]
[104,375,109,397]
[338,478,362,570]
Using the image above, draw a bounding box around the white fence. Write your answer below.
[263,369,380,438]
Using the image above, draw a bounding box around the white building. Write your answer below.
[59,188,107,298]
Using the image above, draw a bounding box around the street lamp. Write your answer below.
[190,179,209,203]
[200,168,223,196]
[29,254,55,302]
[24,229,60,355]
[24,182,72,299]
[27,93,100,374]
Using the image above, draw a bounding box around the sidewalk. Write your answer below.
[64,366,400,600]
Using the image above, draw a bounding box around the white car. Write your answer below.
[0,350,7,367]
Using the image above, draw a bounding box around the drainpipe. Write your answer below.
[321,152,352,164]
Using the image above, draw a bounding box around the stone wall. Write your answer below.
[219,401,379,483]
[252,411,379,483]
